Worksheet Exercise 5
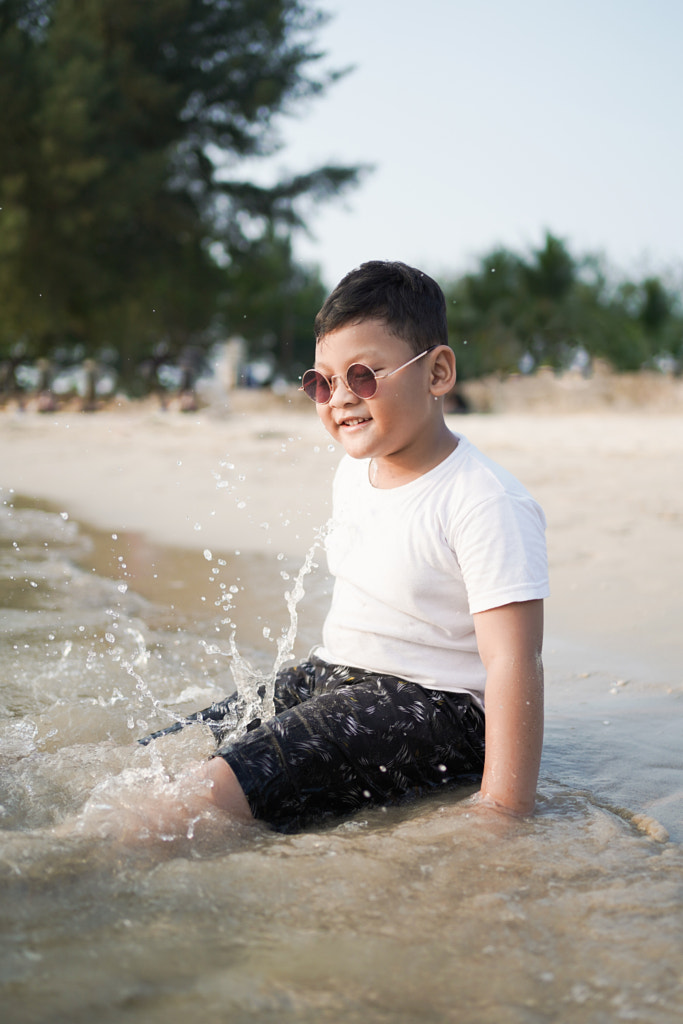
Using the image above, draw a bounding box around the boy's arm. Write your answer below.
[473,599,544,816]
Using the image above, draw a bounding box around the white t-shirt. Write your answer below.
[316,434,549,703]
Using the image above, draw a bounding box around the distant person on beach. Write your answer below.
[141,261,549,832]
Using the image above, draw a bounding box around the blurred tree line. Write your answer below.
[445,233,683,380]
[1,3,681,392]
[0,0,361,388]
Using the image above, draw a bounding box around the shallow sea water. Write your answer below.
[1,494,682,1024]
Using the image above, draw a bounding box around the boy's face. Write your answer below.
[313,320,439,467]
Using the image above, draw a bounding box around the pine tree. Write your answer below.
[0,0,361,376]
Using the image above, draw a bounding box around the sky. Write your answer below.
[252,0,683,289]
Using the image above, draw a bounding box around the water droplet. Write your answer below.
[60,512,69,520]
[117,583,128,593]
[203,549,213,561]
[194,523,202,531]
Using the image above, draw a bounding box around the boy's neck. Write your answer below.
[369,424,459,489]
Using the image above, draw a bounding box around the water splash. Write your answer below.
[223,522,329,736]
[107,520,330,745]
[101,608,165,734]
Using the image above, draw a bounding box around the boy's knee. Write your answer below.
[200,758,254,822]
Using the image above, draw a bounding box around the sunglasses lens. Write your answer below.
[346,364,377,399]
[301,370,330,403]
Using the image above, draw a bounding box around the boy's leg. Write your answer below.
[213,667,486,831]
[64,665,319,839]
[178,663,323,826]
[198,758,254,821]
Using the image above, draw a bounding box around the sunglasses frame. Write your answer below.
[299,346,437,404]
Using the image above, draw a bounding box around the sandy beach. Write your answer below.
[2,397,682,673]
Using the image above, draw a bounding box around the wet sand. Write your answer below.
[2,402,682,837]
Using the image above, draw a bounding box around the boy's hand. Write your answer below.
[473,600,544,817]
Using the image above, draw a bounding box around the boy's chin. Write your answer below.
[337,436,376,460]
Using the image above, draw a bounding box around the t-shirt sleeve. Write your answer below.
[452,494,550,614]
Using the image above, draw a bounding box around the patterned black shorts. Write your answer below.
[213,657,486,831]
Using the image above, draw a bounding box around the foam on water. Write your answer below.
[1,493,682,1023]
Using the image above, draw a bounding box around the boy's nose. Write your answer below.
[328,375,358,405]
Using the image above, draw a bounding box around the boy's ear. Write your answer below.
[428,345,457,396]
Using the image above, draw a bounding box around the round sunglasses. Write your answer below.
[299,347,435,404]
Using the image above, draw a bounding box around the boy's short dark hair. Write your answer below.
[314,260,448,354]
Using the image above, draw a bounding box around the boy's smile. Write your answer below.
[314,320,457,487]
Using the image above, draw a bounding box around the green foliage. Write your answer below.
[220,227,326,373]
[445,233,683,379]
[0,0,362,378]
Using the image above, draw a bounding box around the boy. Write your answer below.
[146,261,548,832]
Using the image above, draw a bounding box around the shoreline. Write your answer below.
[2,405,682,673]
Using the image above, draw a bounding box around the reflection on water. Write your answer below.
[1,494,682,1023]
